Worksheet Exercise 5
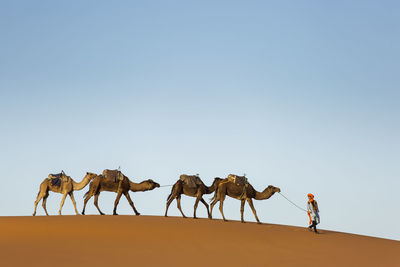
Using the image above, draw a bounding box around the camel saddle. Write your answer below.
[48,173,63,179]
[50,178,62,187]
[179,174,202,188]
[102,169,124,183]
[48,171,67,187]
[227,174,248,186]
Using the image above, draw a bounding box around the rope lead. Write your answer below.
[278,192,307,212]
[159,184,174,188]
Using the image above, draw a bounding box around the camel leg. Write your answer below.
[82,182,99,215]
[94,193,105,215]
[165,195,176,217]
[209,197,220,219]
[33,182,49,216]
[176,195,186,218]
[124,192,140,215]
[42,192,49,216]
[58,193,68,215]
[113,191,123,215]
[247,198,261,224]
[240,199,246,223]
[69,192,80,215]
[219,195,228,222]
[82,192,93,215]
[200,198,211,219]
[193,195,201,219]
[165,182,181,217]
[33,191,46,216]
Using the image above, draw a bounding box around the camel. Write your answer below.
[33,172,98,216]
[165,175,223,219]
[210,178,280,223]
[81,173,160,215]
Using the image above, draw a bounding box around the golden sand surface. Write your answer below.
[0,215,398,267]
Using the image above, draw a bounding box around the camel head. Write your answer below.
[85,172,98,180]
[267,185,281,193]
[145,179,160,189]
[212,177,223,187]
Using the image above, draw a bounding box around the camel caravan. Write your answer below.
[33,170,280,223]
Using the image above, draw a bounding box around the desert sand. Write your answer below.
[0,215,398,267]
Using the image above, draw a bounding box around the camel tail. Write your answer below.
[210,193,216,202]
[210,185,219,202]
[166,184,174,202]
[166,181,179,202]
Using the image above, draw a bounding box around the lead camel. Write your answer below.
[210,176,280,223]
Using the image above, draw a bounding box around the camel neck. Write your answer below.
[72,175,91,191]
[254,188,276,200]
[205,182,217,194]
[129,180,150,192]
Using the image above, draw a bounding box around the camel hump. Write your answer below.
[48,172,64,179]
[227,174,248,186]
[48,171,69,186]
[102,169,124,182]
[179,174,202,188]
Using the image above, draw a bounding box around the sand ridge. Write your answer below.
[0,215,398,267]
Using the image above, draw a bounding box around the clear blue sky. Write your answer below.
[1,1,399,240]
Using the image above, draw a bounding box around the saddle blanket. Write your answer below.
[180,174,202,188]
[50,178,62,187]
[48,171,68,187]
[48,173,63,179]
[102,169,124,182]
[227,174,248,186]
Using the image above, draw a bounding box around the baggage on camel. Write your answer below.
[179,174,203,188]
[102,169,124,183]
[227,174,248,186]
[47,170,69,187]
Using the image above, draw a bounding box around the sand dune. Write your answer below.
[0,215,398,267]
